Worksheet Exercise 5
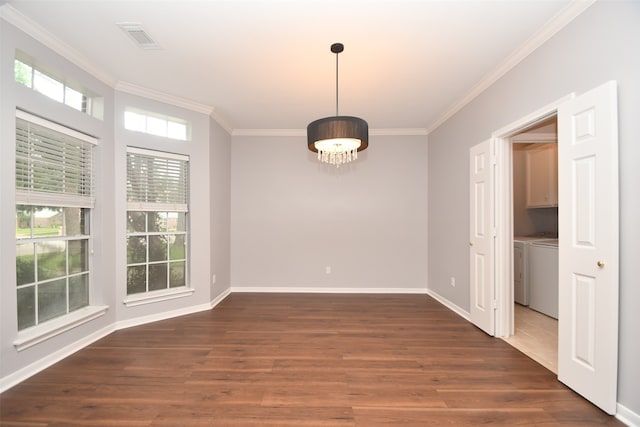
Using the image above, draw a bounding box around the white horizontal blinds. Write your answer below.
[15,111,96,208]
[126,147,189,212]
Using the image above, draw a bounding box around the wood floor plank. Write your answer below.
[0,293,622,426]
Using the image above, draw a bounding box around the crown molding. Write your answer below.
[115,81,233,134]
[372,128,428,136]
[209,110,234,135]
[426,0,597,134]
[115,81,213,116]
[232,129,305,137]
[232,128,428,137]
[0,4,117,87]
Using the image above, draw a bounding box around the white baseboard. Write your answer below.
[115,288,231,330]
[0,323,115,393]
[114,301,214,330]
[617,402,640,427]
[426,288,471,321]
[209,287,232,308]
[230,286,429,294]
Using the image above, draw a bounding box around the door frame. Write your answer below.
[491,94,574,337]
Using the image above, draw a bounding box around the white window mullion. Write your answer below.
[126,202,188,212]
[33,234,39,326]
[65,238,70,314]
[145,236,150,293]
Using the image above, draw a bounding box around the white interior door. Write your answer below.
[557,81,619,414]
[469,139,495,336]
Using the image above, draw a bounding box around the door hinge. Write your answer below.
[491,300,498,310]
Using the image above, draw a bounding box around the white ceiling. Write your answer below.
[5,0,584,133]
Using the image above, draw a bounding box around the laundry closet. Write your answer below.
[512,117,558,319]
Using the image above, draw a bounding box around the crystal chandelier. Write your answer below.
[307,43,369,167]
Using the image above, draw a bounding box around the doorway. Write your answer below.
[502,117,559,374]
[488,97,566,342]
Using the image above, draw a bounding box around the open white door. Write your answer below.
[557,81,619,414]
[469,139,495,336]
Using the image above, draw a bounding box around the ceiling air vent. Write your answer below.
[117,22,161,50]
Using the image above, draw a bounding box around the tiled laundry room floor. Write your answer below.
[502,303,558,374]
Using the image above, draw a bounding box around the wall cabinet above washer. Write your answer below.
[525,143,558,208]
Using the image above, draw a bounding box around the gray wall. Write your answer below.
[428,0,640,414]
[210,118,232,299]
[231,134,428,290]
[0,19,116,380]
[0,17,229,385]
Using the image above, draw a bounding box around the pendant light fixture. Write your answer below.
[307,43,368,167]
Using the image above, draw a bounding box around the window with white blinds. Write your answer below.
[126,147,189,296]
[15,110,96,208]
[14,111,96,331]
[126,147,189,212]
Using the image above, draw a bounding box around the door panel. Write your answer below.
[573,273,595,367]
[469,139,494,335]
[474,252,486,309]
[557,81,619,414]
[574,156,596,245]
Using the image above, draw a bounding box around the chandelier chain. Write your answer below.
[335,49,339,116]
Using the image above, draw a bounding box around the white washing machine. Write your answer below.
[513,236,557,307]
[513,240,528,305]
[528,239,559,319]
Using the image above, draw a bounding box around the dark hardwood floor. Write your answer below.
[0,293,623,426]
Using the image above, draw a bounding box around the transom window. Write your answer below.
[14,54,103,120]
[124,110,188,141]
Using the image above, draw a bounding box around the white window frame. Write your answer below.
[13,110,107,350]
[123,147,192,306]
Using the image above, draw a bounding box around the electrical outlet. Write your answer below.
[212,274,216,285]
[325,266,332,274]
[450,277,456,287]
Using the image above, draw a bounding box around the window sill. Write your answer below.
[123,287,194,307]
[14,305,109,352]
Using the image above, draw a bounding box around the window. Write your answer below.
[124,110,188,141]
[15,111,96,331]
[126,148,189,295]
[14,56,103,120]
